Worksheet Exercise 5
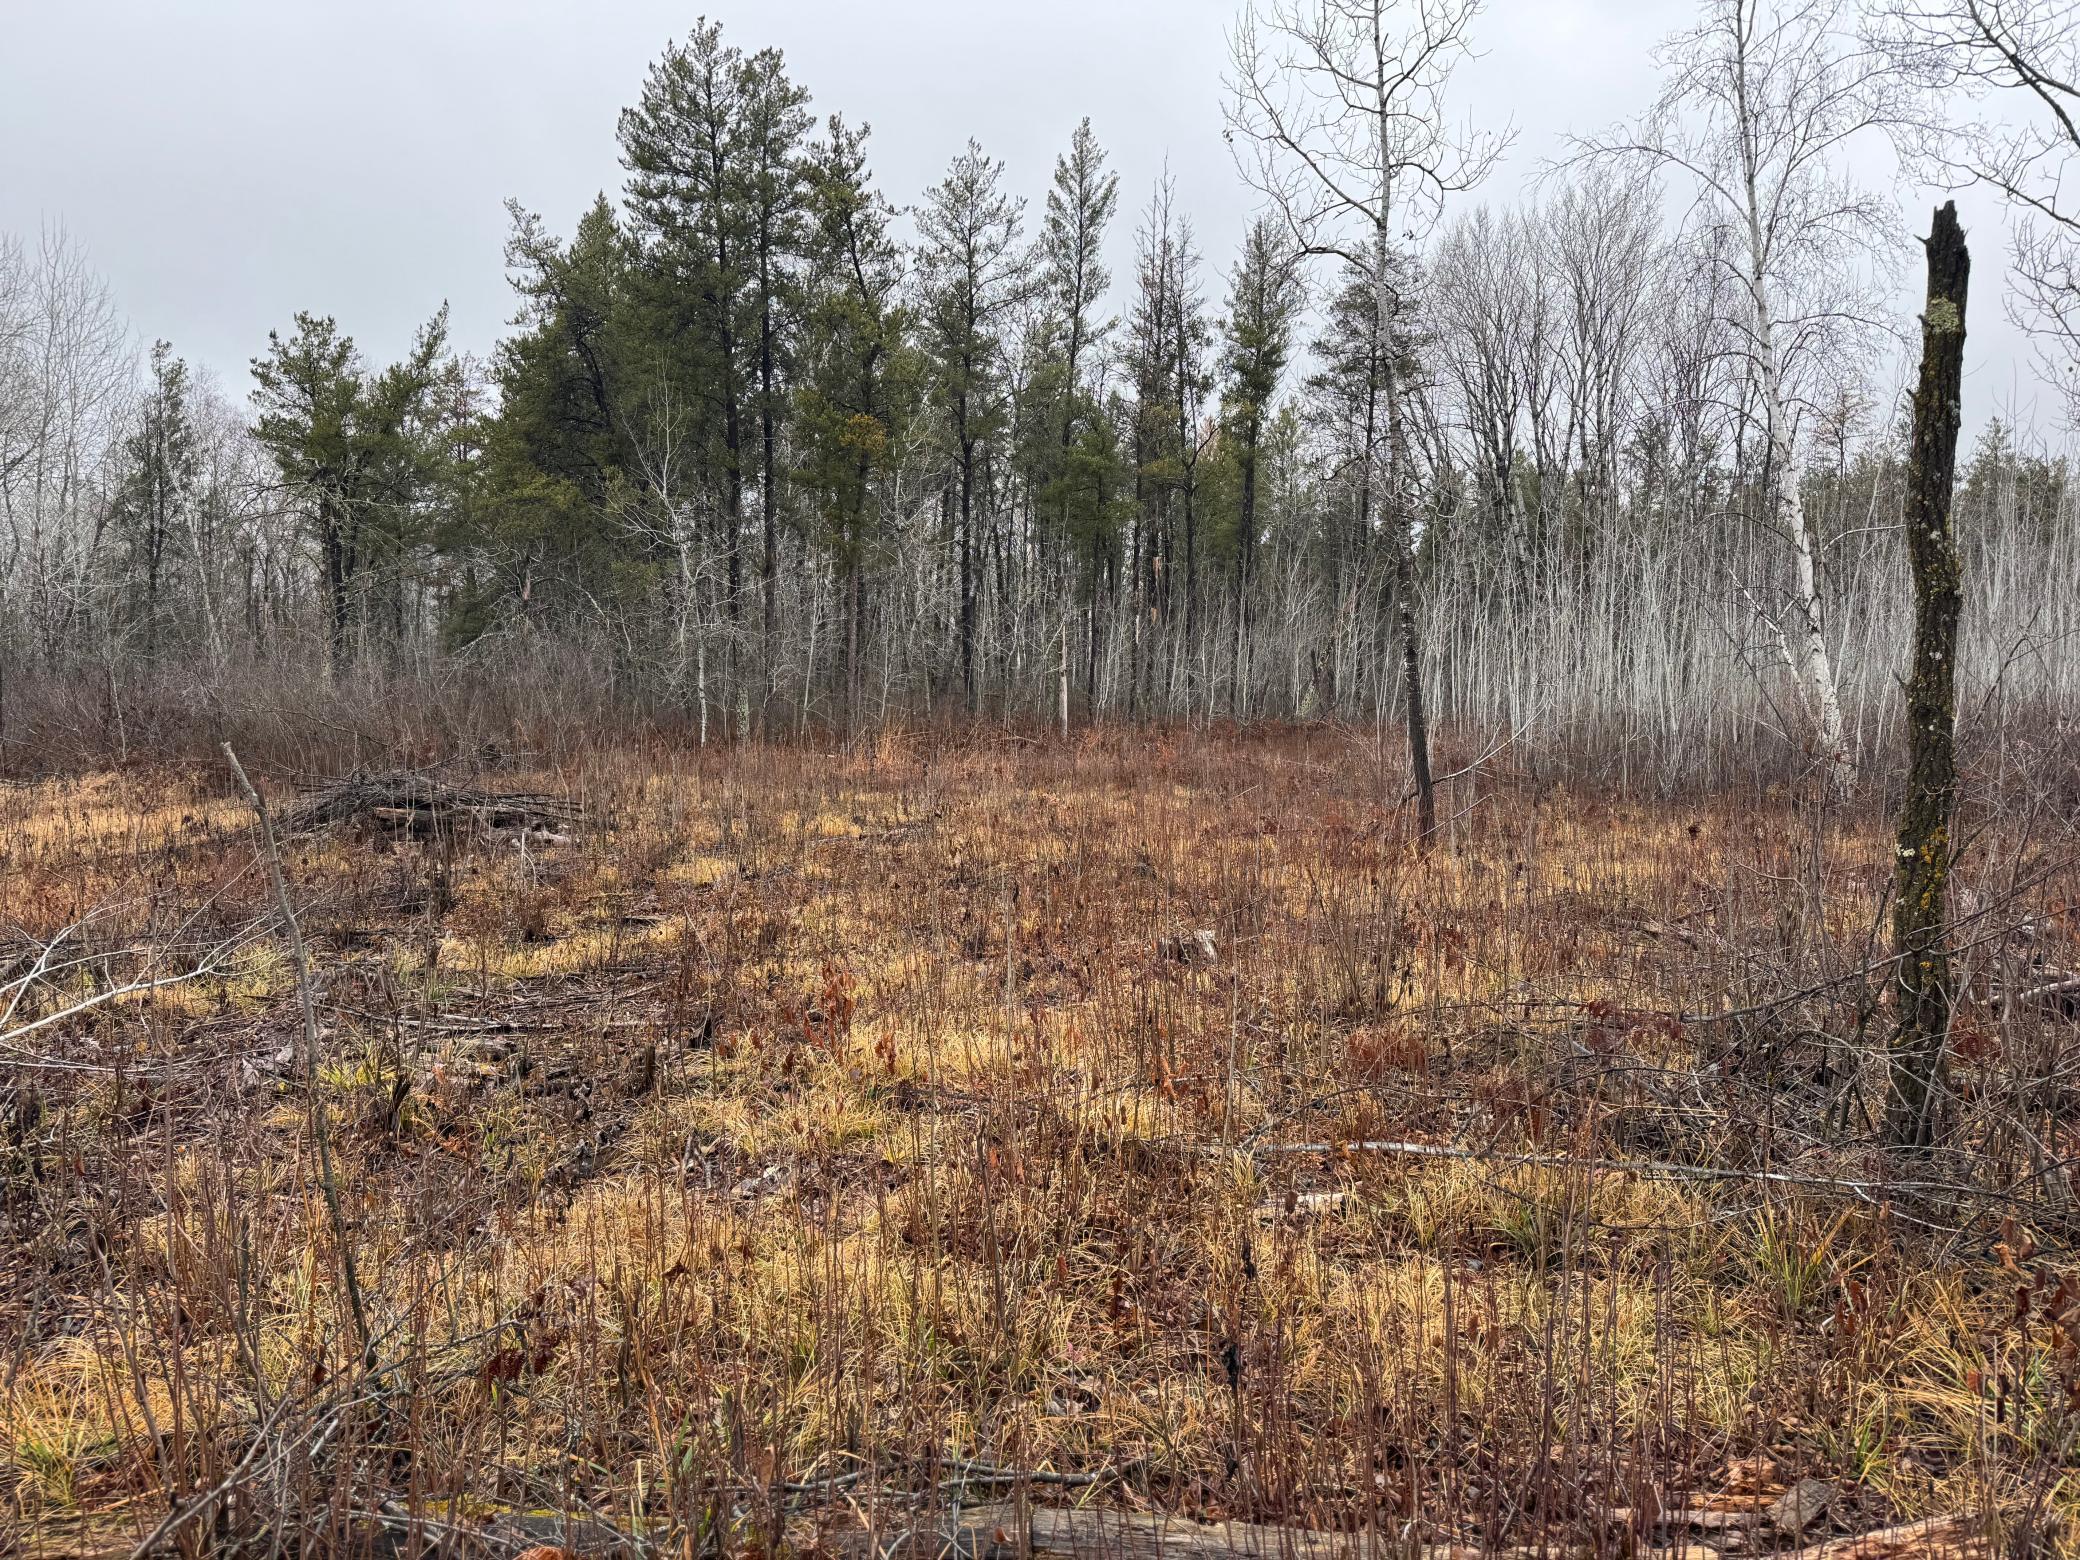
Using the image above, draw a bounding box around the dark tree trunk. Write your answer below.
[1886,203,1970,1149]
[323,511,350,675]
[1129,474,1149,720]
[1086,533,1102,714]
[1232,420,1258,719]
[1385,368,1436,847]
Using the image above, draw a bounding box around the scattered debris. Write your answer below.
[1771,1479,1838,1540]
[1159,928,1219,966]
[734,1162,793,1200]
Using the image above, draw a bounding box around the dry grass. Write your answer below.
[2,729,2077,1557]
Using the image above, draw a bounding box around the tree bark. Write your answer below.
[1886,202,1969,1149]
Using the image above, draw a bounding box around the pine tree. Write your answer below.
[460,197,637,639]
[619,21,758,722]
[250,308,448,670]
[113,340,198,663]
[1219,218,1303,716]
[1039,119,1121,717]
[916,140,1027,711]
[735,46,814,712]
[1308,242,1426,711]
[795,114,908,729]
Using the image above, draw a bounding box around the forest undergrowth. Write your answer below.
[3,727,2078,1558]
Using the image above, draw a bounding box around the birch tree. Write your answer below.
[1580,0,1904,792]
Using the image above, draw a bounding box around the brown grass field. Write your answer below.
[3,729,2078,1558]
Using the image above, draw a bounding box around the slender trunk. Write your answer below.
[1886,203,1969,1149]
[1735,55,1849,792]
[697,639,709,747]
[1761,308,1848,788]
[760,245,779,723]
[722,370,745,737]
[1058,596,1070,740]
[846,555,862,740]
[323,508,350,677]
[1129,480,1148,721]
[144,547,161,665]
[1086,534,1103,714]
[959,439,977,712]
[1376,239,1435,846]
[1233,421,1258,719]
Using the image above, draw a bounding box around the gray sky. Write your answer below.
[0,0,2055,436]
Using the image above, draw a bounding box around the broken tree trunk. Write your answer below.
[1886,202,1969,1149]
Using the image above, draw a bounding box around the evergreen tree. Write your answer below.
[1218,217,1303,713]
[795,114,909,727]
[619,20,757,715]
[1037,119,1122,711]
[1308,241,1427,705]
[457,197,637,639]
[618,22,813,723]
[1125,179,1213,706]
[916,139,1027,710]
[250,307,448,669]
[735,46,814,703]
[113,340,198,662]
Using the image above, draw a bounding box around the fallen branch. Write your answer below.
[2004,971,2080,1018]
[1223,1135,2078,1219]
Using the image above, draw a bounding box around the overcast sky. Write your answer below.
[0,0,2056,437]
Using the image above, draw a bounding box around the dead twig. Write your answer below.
[224,741,374,1365]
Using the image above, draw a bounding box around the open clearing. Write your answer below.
[4,731,2077,1557]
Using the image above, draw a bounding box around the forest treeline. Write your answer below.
[3,0,2078,783]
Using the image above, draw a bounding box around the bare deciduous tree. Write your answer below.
[1869,0,2080,417]
[1227,0,1507,843]
[1577,0,1906,793]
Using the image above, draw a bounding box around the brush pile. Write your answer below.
[276,768,579,841]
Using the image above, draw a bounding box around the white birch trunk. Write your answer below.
[1738,56,1852,793]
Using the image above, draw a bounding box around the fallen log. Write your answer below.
[2003,971,2080,1020]
[836,1503,1990,1560]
